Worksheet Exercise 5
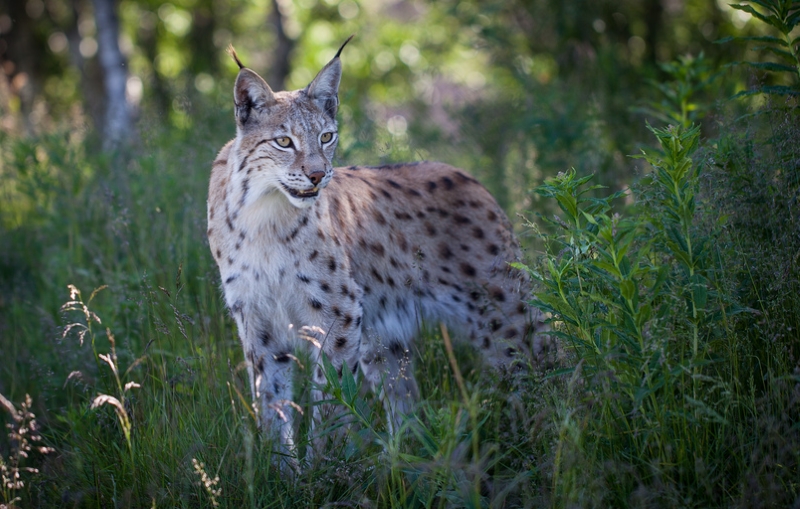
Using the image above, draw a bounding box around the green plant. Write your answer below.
[314,328,531,508]
[634,53,722,128]
[717,0,800,97]
[2,7,800,503]
[701,101,800,386]
[522,124,750,504]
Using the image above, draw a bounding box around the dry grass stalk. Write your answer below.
[0,393,54,507]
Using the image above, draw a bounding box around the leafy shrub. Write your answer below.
[633,53,722,128]
[522,124,764,505]
[717,0,800,97]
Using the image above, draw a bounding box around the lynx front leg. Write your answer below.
[239,316,299,469]
[247,350,295,450]
[359,339,419,435]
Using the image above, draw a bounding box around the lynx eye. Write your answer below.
[320,132,333,144]
[275,137,293,148]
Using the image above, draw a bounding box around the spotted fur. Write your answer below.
[207,39,548,461]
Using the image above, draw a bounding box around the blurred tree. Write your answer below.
[0,0,780,196]
[134,1,171,117]
[187,0,218,77]
[265,0,293,90]
[1,0,42,134]
[65,0,104,131]
[406,0,754,198]
[92,0,132,149]
[1,0,106,137]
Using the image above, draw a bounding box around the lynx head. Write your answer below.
[229,36,352,209]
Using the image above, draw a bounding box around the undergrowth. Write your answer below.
[524,120,798,506]
[0,109,556,507]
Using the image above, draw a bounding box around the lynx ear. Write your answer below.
[233,68,276,125]
[306,35,353,119]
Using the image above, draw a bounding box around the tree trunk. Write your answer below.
[188,0,218,76]
[643,0,663,65]
[67,0,104,134]
[139,20,171,118]
[1,0,40,134]
[266,0,293,91]
[92,0,131,150]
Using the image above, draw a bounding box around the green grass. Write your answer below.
[1,95,799,507]
[0,109,558,507]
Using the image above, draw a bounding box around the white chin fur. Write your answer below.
[285,192,319,209]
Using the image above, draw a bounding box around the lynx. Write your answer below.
[207,37,548,461]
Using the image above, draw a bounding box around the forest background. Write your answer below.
[0,0,798,507]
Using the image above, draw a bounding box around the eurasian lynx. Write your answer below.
[207,37,548,461]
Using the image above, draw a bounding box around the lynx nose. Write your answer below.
[307,170,325,186]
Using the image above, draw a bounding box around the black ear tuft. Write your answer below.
[306,36,353,119]
[227,44,245,70]
[335,34,355,59]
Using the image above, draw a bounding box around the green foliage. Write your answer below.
[316,340,546,508]
[718,0,800,96]
[519,123,797,505]
[702,103,800,382]
[0,119,554,506]
[530,124,721,385]
[5,0,764,224]
[634,54,722,128]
